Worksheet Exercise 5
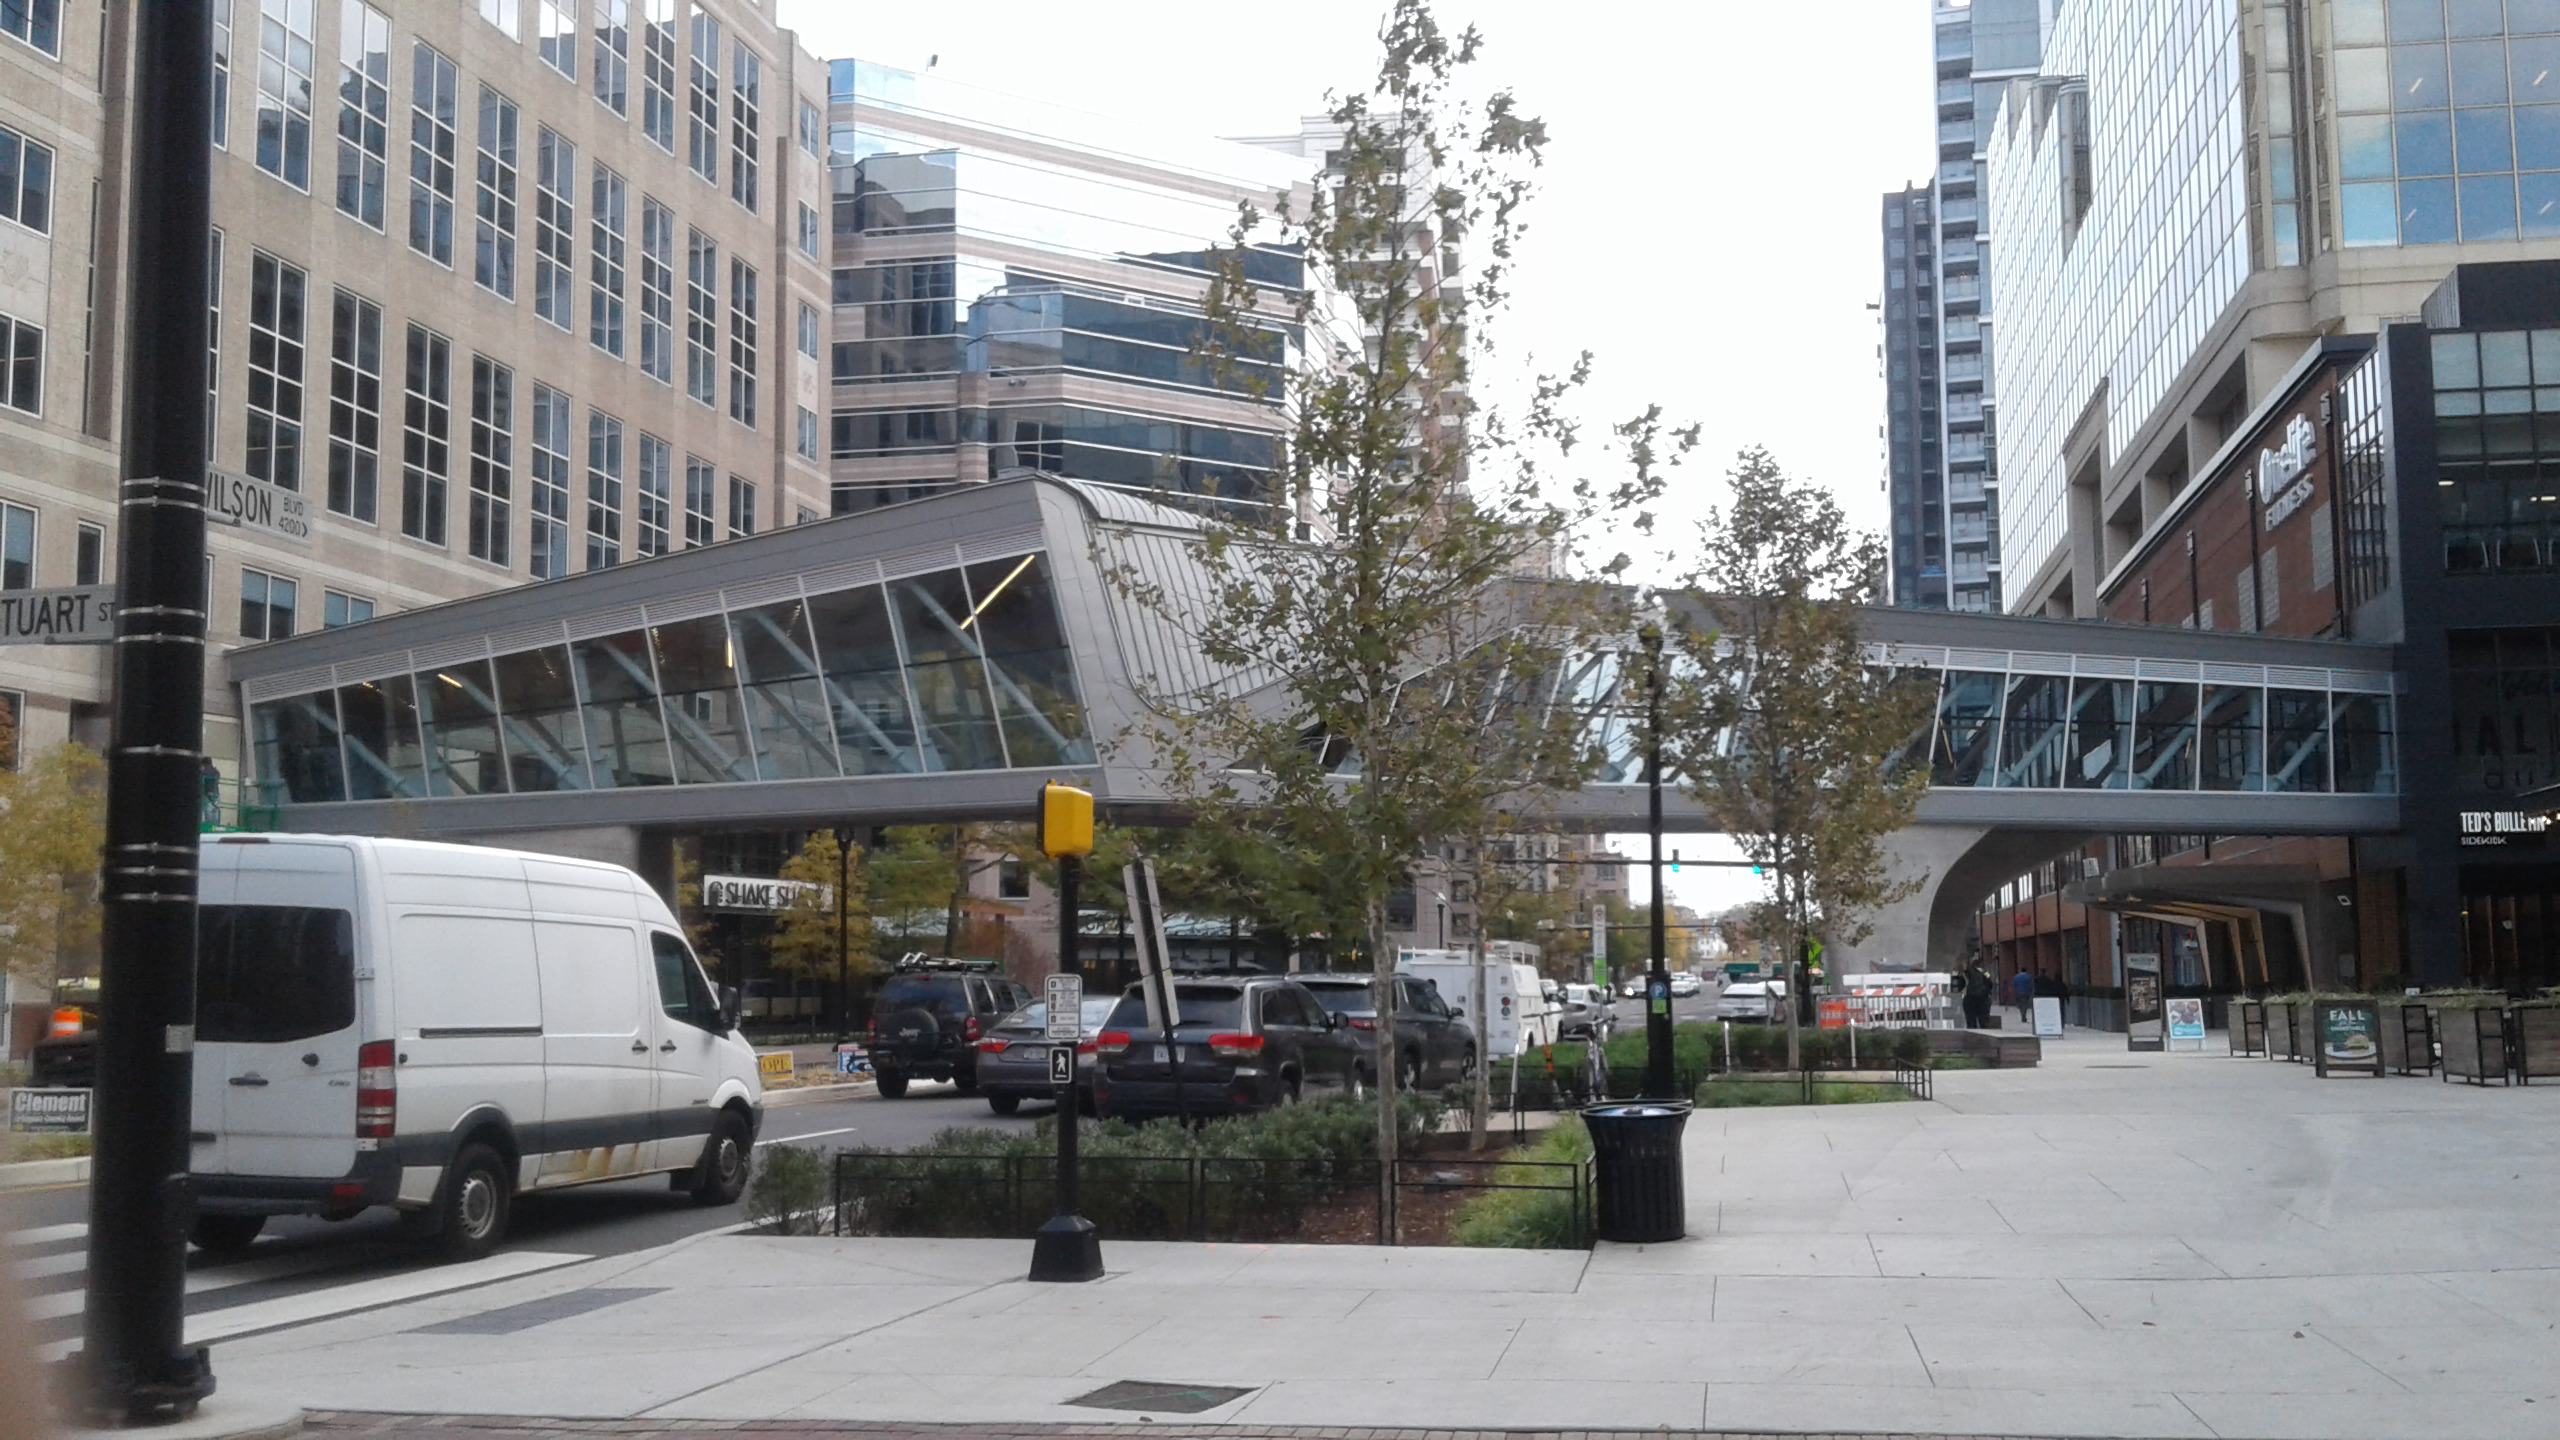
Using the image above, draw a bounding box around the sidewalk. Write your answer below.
[205,1030,2560,1440]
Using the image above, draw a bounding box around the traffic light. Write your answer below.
[1670,849,1681,873]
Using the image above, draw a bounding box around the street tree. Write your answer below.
[1119,1,1671,1193]
[1664,449,1936,1070]
[768,830,873,1029]
[0,739,107,995]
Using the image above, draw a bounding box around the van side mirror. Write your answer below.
[720,985,742,1032]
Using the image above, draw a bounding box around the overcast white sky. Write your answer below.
[778,0,1941,918]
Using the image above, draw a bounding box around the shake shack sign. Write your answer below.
[2459,810,2550,847]
[702,875,826,912]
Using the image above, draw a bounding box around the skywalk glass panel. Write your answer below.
[2198,684,2264,792]
[729,599,838,779]
[1996,674,2069,788]
[2332,693,2397,793]
[888,568,1007,771]
[2265,689,2331,793]
[572,629,675,786]
[492,644,591,791]
[252,691,346,802]
[1880,669,1938,778]
[417,658,507,796]
[2065,678,2132,790]
[336,673,424,799]
[804,583,922,775]
[1560,651,1640,784]
[962,554,1093,767]
[1929,671,2003,787]
[2131,682,2199,791]
[651,614,755,783]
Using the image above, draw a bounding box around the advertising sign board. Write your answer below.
[2314,998,2385,1078]
[2165,997,2208,1052]
[8,1087,92,1134]
[2126,952,2164,1051]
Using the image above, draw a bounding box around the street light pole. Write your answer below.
[74,0,218,1420]
[1640,624,1674,1100]
[835,835,850,1042]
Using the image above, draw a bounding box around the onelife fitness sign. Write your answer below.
[2257,414,2320,531]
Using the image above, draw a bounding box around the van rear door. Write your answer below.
[196,844,363,1178]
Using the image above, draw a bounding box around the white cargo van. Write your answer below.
[1396,944,1561,1058]
[188,835,763,1259]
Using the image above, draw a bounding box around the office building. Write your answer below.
[0,0,830,785]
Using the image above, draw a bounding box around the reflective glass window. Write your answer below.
[1929,671,2003,787]
[492,644,590,790]
[2390,0,2445,42]
[2463,173,2521,237]
[2065,678,2131,790]
[2450,0,2507,39]
[651,614,753,782]
[2394,45,2449,108]
[961,554,1092,767]
[2526,171,2560,233]
[573,630,674,786]
[1996,674,2069,788]
[729,599,837,779]
[1883,669,1937,777]
[887,568,1006,771]
[2451,41,2510,105]
[2455,106,2512,170]
[2131,682,2198,791]
[2342,115,2396,178]
[2336,48,2393,111]
[2343,181,2401,243]
[2338,0,2388,44]
[2515,38,2560,105]
[416,659,507,795]
[2402,176,2460,241]
[2266,688,2331,793]
[2198,684,2264,792]
[2400,110,2454,174]
[336,674,424,799]
[252,692,347,802]
[804,584,920,775]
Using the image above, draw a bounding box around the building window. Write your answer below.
[246,252,307,490]
[0,504,32,588]
[795,405,817,461]
[638,197,673,382]
[475,88,520,299]
[591,0,627,112]
[728,44,759,212]
[467,355,514,565]
[0,125,54,234]
[586,409,622,569]
[2434,329,2560,574]
[253,0,314,189]
[0,0,58,54]
[639,0,676,151]
[682,455,713,546]
[533,128,575,329]
[477,0,518,35]
[0,314,40,415]
[326,288,382,522]
[589,163,626,356]
[211,0,232,146]
[333,1,389,228]
[323,590,375,627]
[240,568,297,640]
[407,45,458,266]
[635,431,670,556]
[529,384,572,578]
[797,99,819,159]
[686,11,719,184]
[536,0,575,79]
[727,474,753,537]
[795,298,818,359]
[400,323,451,544]
[684,228,717,404]
[74,521,101,585]
[726,258,757,426]
[998,858,1029,899]
[2338,349,2391,608]
[796,201,818,258]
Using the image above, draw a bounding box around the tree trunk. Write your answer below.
[1369,903,1400,1240]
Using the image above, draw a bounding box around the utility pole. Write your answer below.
[74,0,218,1420]
[835,836,850,1041]
[1640,624,1674,1099]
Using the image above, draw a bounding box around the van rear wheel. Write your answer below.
[190,1213,264,1253]
[424,1142,513,1261]
[689,1109,751,1206]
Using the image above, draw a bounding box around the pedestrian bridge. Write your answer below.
[228,476,2402,842]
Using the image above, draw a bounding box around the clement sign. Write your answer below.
[2258,414,2319,531]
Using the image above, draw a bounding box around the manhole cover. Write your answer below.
[1066,1380,1256,1414]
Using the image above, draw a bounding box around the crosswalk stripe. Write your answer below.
[185,1248,592,1344]
[9,1248,88,1281]
[3,1222,88,1247]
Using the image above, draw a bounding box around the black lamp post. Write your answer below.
[1640,623,1674,1100]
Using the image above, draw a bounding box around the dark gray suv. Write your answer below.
[866,965,1030,1099]
[1295,975,1477,1091]
[1091,976,1361,1120]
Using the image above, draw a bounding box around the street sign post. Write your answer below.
[1047,1045,1074,1087]
[1043,973,1083,1041]
[0,586,117,645]
[1029,781,1102,1284]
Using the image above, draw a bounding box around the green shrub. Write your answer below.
[746,1143,832,1234]
[1447,1116,1592,1249]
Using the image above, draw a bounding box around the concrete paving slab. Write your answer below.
[1697,1380,2218,1438]
[1495,1318,1932,1389]
[1709,1273,2099,1329]
[2175,1385,2560,1440]
[2061,1272,2515,1330]
[1083,1311,1527,1382]
[1229,1377,1705,1429]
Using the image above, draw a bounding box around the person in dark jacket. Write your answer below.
[1961,959,1995,1028]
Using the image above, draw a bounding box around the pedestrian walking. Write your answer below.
[1962,959,1994,1028]
[2010,967,2034,1023]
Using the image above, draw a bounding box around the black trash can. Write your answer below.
[1581,1101,1690,1243]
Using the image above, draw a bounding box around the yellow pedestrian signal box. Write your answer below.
[1039,781,1094,858]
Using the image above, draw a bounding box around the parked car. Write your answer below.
[867,964,1032,1099]
[972,997,1119,1114]
[188,834,763,1261]
[1092,977,1360,1120]
[1716,979,1787,1022]
[1558,982,1616,1042]
[1295,975,1478,1090]
[1619,976,1646,999]
[1669,971,1704,998]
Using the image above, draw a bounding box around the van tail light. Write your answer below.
[1346,1016,1376,1031]
[356,1040,396,1139]
[976,1037,1009,1053]
[963,1017,982,1042]
[1094,1030,1132,1056]
[1206,1032,1264,1058]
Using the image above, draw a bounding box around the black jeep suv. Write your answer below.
[866,963,1030,1099]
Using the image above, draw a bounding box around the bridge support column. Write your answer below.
[1828,827,2094,976]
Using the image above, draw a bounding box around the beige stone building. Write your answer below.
[0,0,829,779]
